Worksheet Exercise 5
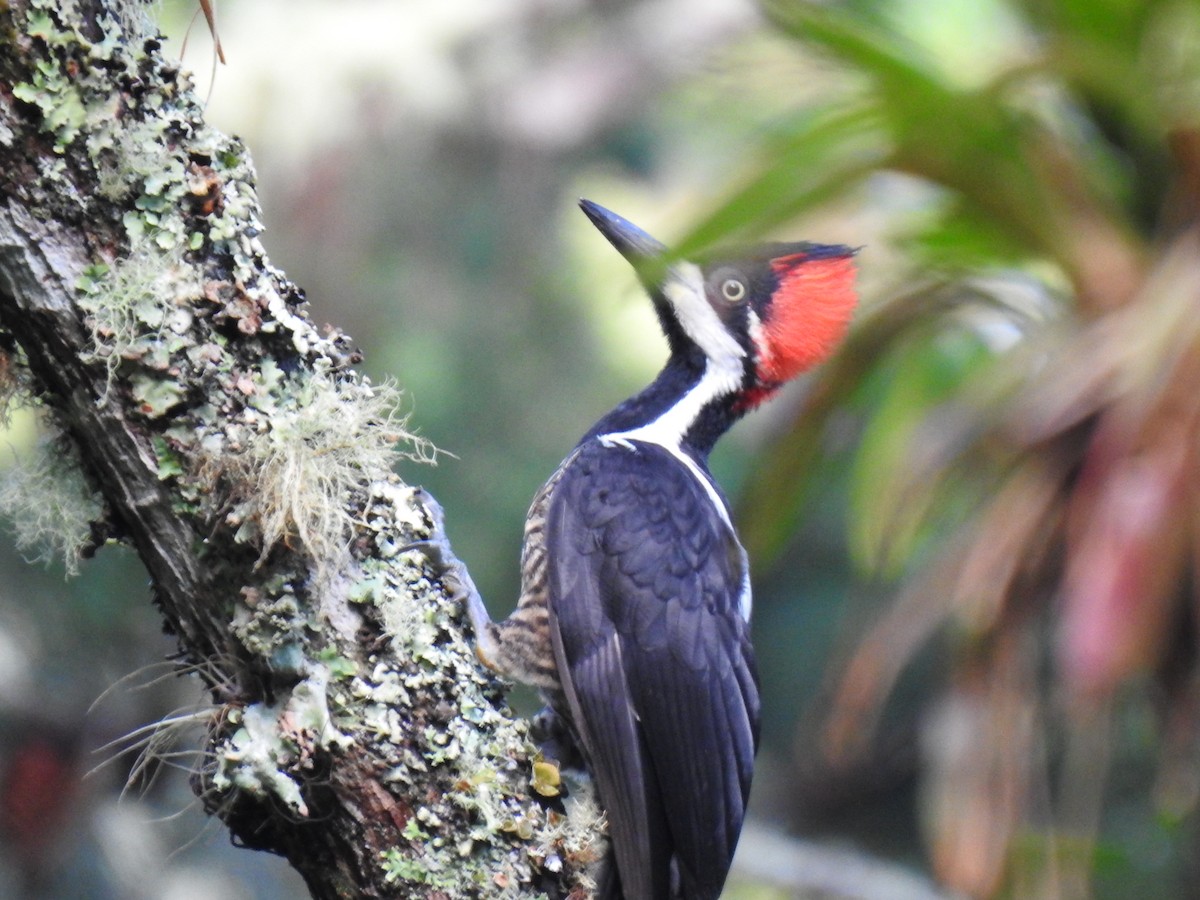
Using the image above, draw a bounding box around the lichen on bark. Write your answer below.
[0,0,599,896]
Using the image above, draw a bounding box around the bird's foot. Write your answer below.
[531,707,586,773]
[403,489,501,670]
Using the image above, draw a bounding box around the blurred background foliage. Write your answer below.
[4,0,1200,897]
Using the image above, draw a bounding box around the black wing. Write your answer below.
[545,439,760,899]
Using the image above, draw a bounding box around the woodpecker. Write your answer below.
[459,200,857,899]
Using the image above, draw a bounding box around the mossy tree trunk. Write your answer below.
[0,1,599,897]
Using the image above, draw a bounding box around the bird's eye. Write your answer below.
[721,278,746,303]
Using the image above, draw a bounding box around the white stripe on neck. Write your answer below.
[599,360,738,458]
[601,262,744,452]
[596,263,753,620]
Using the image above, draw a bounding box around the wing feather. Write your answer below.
[546,440,760,899]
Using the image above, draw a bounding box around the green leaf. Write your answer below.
[677,103,885,257]
[846,326,992,575]
[759,0,1094,264]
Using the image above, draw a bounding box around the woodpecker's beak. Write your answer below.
[579,200,666,274]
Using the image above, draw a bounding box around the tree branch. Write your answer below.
[0,1,597,896]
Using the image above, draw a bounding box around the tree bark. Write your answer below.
[0,1,598,897]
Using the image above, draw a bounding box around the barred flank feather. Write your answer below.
[485,457,574,690]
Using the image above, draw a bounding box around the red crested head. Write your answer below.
[579,199,858,444]
[756,248,857,386]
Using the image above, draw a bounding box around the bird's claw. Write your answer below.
[531,707,586,773]
[404,489,496,651]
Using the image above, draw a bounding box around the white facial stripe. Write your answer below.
[597,262,746,457]
[746,308,770,374]
[662,262,745,373]
[598,362,739,528]
[595,262,756,621]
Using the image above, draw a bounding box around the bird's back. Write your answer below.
[544,437,761,899]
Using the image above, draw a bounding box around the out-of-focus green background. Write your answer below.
[5,0,1200,897]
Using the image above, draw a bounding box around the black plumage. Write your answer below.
[455,200,856,899]
[546,440,759,900]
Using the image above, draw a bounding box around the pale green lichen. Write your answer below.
[75,234,202,403]
[16,1,163,158]
[12,56,87,152]
[343,487,604,897]
[287,666,352,747]
[0,426,104,576]
[230,580,310,667]
[7,0,600,893]
[212,702,309,817]
[211,663,352,817]
[196,372,434,582]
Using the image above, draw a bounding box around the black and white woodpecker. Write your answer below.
[459,200,857,899]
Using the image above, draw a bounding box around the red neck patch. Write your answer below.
[756,252,857,388]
